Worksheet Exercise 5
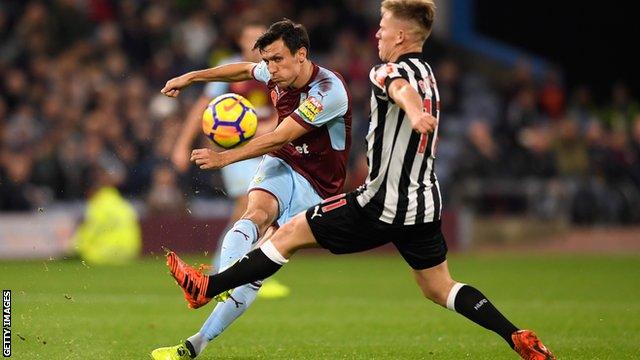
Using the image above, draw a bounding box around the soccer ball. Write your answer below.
[202,93,258,149]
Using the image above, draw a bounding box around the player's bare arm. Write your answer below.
[161,62,257,98]
[387,78,437,134]
[190,116,308,169]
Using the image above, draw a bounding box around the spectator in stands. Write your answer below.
[553,118,588,178]
[604,82,639,132]
[567,85,596,132]
[0,151,38,211]
[538,67,566,120]
[146,163,186,215]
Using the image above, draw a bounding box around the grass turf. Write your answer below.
[2,253,639,359]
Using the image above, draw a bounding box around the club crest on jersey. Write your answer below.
[298,96,323,122]
[374,63,395,87]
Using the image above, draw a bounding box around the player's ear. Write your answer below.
[396,30,405,45]
[297,47,307,63]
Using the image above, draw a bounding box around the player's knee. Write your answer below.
[419,285,440,304]
[272,221,297,247]
[419,282,451,306]
[242,208,274,233]
[270,217,308,256]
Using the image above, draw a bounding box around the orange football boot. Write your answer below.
[166,250,212,309]
[512,330,556,360]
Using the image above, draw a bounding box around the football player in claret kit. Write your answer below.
[160,1,557,359]
[152,19,352,359]
[170,20,288,297]
[171,21,277,223]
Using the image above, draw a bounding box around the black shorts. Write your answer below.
[305,192,448,270]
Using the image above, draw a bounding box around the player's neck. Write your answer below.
[388,43,423,62]
[289,60,314,89]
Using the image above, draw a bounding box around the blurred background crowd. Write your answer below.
[1,0,639,226]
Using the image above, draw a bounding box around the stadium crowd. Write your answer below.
[1,1,639,225]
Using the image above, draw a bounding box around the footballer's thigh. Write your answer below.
[391,221,454,306]
[269,212,320,258]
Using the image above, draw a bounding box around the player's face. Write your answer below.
[376,11,399,62]
[260,39,306,88]
[239,25,266,62]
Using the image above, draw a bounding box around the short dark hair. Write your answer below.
[253,19,310,55]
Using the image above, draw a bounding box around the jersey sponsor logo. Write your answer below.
[298,96,323,122]
[294,143,310,154]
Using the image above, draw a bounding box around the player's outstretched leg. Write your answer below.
[165,213,314,306]
[182,218,262,356]
[414,262,556,359]
[447,283,556,359]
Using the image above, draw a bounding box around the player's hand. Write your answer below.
[190,148,230,169]
[161,74,191,98]
[409,111,438,134]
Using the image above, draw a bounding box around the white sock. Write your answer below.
[259,240,289,265]
[186,332,207,357]
[446,282,466,311]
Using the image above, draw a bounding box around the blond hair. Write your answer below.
[381,0,436,42]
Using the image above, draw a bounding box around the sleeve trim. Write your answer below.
[384,76,407,104]
[290,112,316,129]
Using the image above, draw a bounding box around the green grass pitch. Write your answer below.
[3,252,639,359]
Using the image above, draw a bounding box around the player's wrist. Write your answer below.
[185,71,200,84]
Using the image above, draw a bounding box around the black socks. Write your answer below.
[452,285,519,348]
[205,248,283,298]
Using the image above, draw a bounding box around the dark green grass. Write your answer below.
[2,253,639,359]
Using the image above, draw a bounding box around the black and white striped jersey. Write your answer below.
[356,52,441,225]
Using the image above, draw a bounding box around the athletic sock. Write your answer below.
[447,283,519,348]
[185,333,205,357]
[205,241,287,298]
[195,219,262,347]
[199,282,261,341]
[219,219,259,270]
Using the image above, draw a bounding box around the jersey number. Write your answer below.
[321,193,347,213]
[418,99,432,154]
